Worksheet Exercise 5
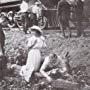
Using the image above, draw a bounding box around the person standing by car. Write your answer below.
[57,0,71,37]
[19,0,29,34]
[31,1,42,26]
[75,0,85,37]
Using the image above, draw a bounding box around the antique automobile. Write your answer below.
[13,9,48,30]
[0,0,48,29]
[0,0,21,28]
[0,0,90,29]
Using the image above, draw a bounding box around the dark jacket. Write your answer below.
[0,24,5,46]
[75,0,84,16]
[57,0,71,27]
[75,0,84,23]
[57,0,71,15]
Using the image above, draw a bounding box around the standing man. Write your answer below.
[19,0,29,34]
[31,1,42,26]
[75,0,85,37]
[57,0,71,37]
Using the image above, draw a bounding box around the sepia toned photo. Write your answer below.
[0,0,90,90]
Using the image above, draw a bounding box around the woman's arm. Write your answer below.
[40,36,47,48]
[40,57,52,81]
[27,36,37,49]
[58,56,67,74]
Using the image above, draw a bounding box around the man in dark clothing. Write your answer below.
[0,24,5,55]
[57,0,71,37]
[22,12,29,34]
[75,0,84,37]
[19,0,29,34]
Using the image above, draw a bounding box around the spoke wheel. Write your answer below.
[38,16,48,29]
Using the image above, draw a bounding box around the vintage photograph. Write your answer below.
[0,0,90,90]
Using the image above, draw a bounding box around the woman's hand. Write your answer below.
[46,76,52,82]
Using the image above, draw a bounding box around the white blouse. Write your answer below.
[31,5,42,19]
[27,36,46,50]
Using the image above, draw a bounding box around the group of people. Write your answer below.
[0,0,85,37]
[20,0,85,37]
[19,0,43,34]
[0,0,43,34]
[57,0,85,37]
[11,25,70,84]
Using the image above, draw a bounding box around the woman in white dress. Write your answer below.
[11,25,46,82]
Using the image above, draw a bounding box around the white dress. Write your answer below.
[20,36,46,82]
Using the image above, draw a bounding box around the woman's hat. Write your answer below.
[31,25,42,34]
[0,12,6,16]
[8,11,13,14]
[35,2,41,5]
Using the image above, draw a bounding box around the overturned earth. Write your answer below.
[1,28,90,90]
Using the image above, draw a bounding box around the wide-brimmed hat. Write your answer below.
[8,11,13,14]
[31,25,42,34]
[35,2,41,5]
[0,12,6,16]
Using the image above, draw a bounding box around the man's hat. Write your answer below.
[31,25,42,34]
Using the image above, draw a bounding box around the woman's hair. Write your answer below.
[50,53,57,59]
[49,53,58,66]
[52,53,57,58]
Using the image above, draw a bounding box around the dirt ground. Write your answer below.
[1,28,90,90]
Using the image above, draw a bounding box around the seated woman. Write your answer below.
[11,25,46,83]
[40,53,70,82]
